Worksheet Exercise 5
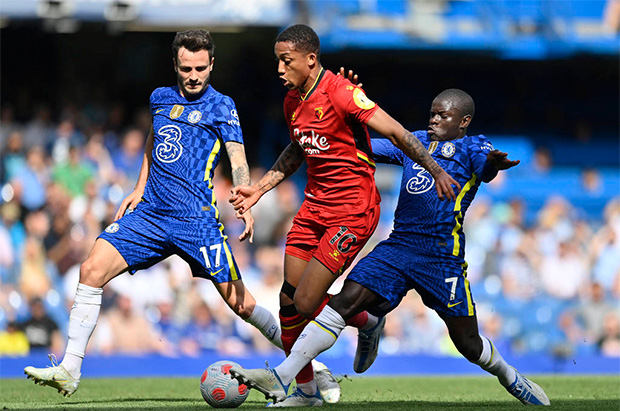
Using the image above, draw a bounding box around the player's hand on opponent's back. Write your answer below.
[486,150,520,171]
[229,185,261,214]
[338,67,363,88]
[433,170,461,202]
[114,189,144,221]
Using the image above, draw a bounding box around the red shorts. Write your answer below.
[285,202,381,275]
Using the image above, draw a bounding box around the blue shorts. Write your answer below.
[347,237,475,318]
[98,203,241,283]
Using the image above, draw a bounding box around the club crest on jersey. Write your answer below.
[188,110,202,123]
[353,88,376,110]
[170,105,184,119]
[314,107,324,121]
[406,163,435,195]
[441,142,456,158]
[155,125,183,163]
[294,128,330,155]
[105,223,120,233]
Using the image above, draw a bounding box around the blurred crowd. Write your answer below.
[0,104,618,361]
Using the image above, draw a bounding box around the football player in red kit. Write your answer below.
[230,24,459,406]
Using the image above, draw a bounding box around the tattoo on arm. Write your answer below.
[258,143,304,194]
[225,142,251,186]
[399,131,443,175]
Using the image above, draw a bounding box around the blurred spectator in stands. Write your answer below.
[532,146,552,175]
[153,300,184,350]
[83,132,115,191]
[0,219,15,285]
[96,294,170,356]
[0,321,29,357]
[590,199,620,290]
[18,297,62,354]
[52,145,94,198]
[19,236,55,302]
[68,179,107,229]
[111,128,145,193]
[50,118,85,165]
[536,196,575,253]
[540,239,589,300]
[23,105,55,151]
[10,146,50,212]
[598,312,620,357]
[559,282,615,352]
[1,202,26,281]
[479,308,512,356]
[581,167,603,196]
[398,293,446,355]
[500,229,541,301]
[0,105,20,153]
[604,0,620,32]
[1,130,26,183]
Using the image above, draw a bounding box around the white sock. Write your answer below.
[245,305,283,350]
[61,283,103,378]
[275,305,346,386]
[475,335,516,387]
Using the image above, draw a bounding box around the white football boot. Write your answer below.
[506,371,550,406]
[230,365,288,403]
[24,354,80,397]
[353,316,386,373]
[312,360,340,403]
[267,387,323,407]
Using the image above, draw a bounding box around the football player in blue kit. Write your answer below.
[24,29,339,400]
[231,88,550,406]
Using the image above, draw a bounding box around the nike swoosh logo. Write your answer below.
[447,301,463,308]
[155,108,164,114]
[209,268,224,277]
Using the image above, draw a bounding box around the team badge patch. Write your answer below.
[188,110,202,123]
[441,142,456,158]
[105,223,120,233]
[314,107,324,121]
[353,88,376,110]
[170,105,184,119]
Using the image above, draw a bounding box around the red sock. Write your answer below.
[346,310,369,329]
[279,307,314,384]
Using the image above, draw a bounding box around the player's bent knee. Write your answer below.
[79,258,107,288]
[292,296,318,319]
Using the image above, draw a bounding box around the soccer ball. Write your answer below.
[200,360,250,408]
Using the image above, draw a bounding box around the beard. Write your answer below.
[178,73,210,100]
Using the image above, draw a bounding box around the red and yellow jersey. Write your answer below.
[283,68,381,215]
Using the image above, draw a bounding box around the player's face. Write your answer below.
[427,99,469,141]
[174,47,213,99]
[275,41,315,92]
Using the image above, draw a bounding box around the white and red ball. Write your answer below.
[200,360,250,408]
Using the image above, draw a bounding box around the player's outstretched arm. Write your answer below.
[366,109,461,201]
[230,142,304,214]
[114,126,154,220]
[480,149,520,183]
[225,141,255,242]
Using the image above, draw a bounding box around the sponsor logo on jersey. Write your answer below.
[441,142,456,158]
[228,109,240,126]
[209,267,225,277]
[314,107,324,121]
[188,110,202,123]
[170,105,184,119]
[294,128,330,155]
[155,108,164,114]
[346,85,355,91]
[481,141,494,151]
[447,301,463,308]
[155,125,183,163]
[105,223,120,233]
[406,163,435,195]
[291,111,296,122]
[428,141,438,154]
[353,88,376,110]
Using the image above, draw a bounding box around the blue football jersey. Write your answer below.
[371,131,494,259]
[144,85,243,218]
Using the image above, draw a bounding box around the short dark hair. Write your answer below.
[172,29,215,63]
[276,24,321,58]
[435,88,475,118]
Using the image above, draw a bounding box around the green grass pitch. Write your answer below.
[2,375,618,410]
